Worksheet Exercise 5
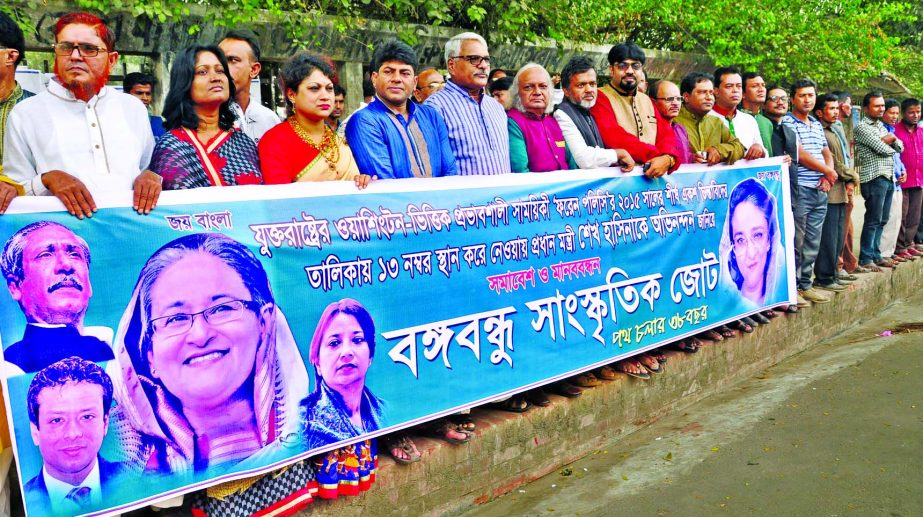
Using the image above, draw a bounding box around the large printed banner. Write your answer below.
[0,158,794,516]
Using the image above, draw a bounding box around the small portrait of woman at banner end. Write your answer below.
[112,233,308,474]
[149,44,262,190]
[721,178,785,307]
[302,299,384,451]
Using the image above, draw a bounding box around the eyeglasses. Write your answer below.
[767,95,789,103]
[149,299,261,337]
[614,61,643,72]
[418,81,445,91]
[733,232,769,252]
[656,96,683,103]
[450,55,491,67]
[54,42,108,57]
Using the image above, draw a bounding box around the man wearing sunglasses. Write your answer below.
[3,12,161,219]
[589,42,680,178]
[425,32,510,175]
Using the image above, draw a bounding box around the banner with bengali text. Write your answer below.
[0,157,794,516]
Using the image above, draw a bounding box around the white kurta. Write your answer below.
[3,80,154,196]
[708,109,763,150]
[231,101,280,143]
[553,108,622,169]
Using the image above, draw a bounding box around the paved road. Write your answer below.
[467,292,923,517]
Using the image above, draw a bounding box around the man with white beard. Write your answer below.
[552,55,634,170]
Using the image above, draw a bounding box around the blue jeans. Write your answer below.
[793,186,828,290]
[859,176,895,264]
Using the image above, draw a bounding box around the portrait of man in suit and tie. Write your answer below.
[24,356,124,515]
[1,221,114,375]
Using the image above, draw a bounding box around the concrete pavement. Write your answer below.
[466,291,923,516]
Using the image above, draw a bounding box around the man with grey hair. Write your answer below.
[424,32,510,175]
[1,221,113,373]
[507,63,575,172]
[553,55,634,170]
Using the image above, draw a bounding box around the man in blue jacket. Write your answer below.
[346,39,457,179]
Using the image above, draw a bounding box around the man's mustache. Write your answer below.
[49,277,84,293]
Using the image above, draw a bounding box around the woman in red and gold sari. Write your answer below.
[150,44,262,190]
[259,53,371,187]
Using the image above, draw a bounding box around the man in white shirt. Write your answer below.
[219,29,280,143]
[552,55,634,171]
[709,66,767,160]
[2,12,161,219]
[25,357,124,515]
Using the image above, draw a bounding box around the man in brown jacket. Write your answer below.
[815,93,861,290]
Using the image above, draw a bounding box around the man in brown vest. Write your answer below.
[590,42,680,178]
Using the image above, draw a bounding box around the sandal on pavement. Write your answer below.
[595,365,619,380]
[615,359,651,380]
[490,396,531,413]
[732,319,754,333]
[750,313,771,325]
[427,419,472,444]
[554,381,583,398]
[651,349,668,363]
[384,433,422,464]
[638,354,662,374]
[570,372,601,388]
[526,389,551,407]
[741,316,760,328]
[449,415,476,432]
[859,262,882,273]
[671,339,698,353]
[698,329,724,342]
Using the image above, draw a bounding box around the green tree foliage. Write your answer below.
[7,0,917,93]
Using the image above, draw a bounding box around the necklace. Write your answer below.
[289,117,340,173]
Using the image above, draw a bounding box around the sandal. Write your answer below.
[570,372,601,388]
[427,419,472,444]
[615,359,651,380]
[671,339,698,353]
[595,365,619,380]
[638,354,663,374]
[490,396,531,413]
[651,349,668,363]
[698,329,724,342]
[732,319,754,333]
[449,415,476,432]
[526,389,551,407]
[554,381,583,398]
[860,262,882,273]
[750,313,771,325]
[741,316,760,328]
[718,325,737,338]
[384,433,421,464]
[762,309,780,319]
[782,303,799,314]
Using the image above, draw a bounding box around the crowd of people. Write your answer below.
[1,9,922,515]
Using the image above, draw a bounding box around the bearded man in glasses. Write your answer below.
[3,12,161,219]
[589,42,680,178]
